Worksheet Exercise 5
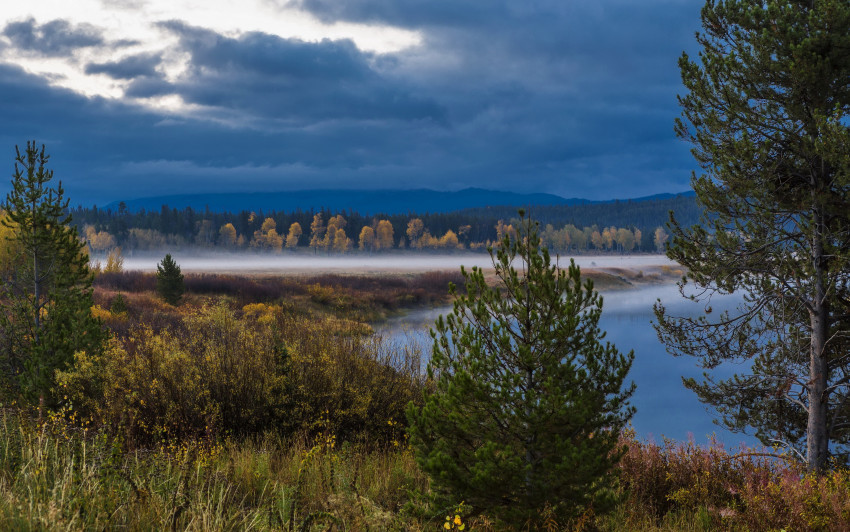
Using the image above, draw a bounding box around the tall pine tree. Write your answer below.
[0,142,105,404]
[407,213,634,527]
[655,0,850,472]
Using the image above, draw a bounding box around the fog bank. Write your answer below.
[119,252,675,274]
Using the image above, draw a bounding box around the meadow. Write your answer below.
[3,268,849,531]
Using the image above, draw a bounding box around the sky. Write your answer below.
[0,0,702,206]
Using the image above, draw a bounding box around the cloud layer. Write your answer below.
[0,1,700,205]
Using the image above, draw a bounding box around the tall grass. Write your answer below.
[0,410,429,530]
[5,408,850,530]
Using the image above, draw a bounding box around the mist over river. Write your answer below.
[120,252,676,273]
[376,283,761,449]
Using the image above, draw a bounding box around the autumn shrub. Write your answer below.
[615,431,850,531]
[617,432,748,519]
[58,302,423,446]
[184,273,301,302]
[58,304,293,443]
[726,466,850,531]
[91,290,184,338]
[95,270,155,292]
[276,310,425,444]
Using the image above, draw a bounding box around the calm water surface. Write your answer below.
[377,283,760,449]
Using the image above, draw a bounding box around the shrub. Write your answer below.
[59,303,293,443]
[58,303,423,446]
[615,431,850,531]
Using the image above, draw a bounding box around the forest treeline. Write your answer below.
[72,192,699,254]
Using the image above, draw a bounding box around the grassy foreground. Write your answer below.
[3,409,850,531]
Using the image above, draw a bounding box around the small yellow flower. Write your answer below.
[454,515,462,525]
[444,523,451,530]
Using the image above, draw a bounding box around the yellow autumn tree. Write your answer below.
[309,213,326,253]
[359,226,375,251]
[252,217,283,252]
[104,247,124,273]
[219,223,237,247]
[84,225,116,252]
[494,220,516,244]
[333,227,351,253]
[439,229,461,250]
[375,219,394,250]
[616,228,635,253]
[286,222,302,249]
[654,227,669,252]
[323,215,348,253]
[590,230,604,251]
[602,227,615,251]
[406,218,424,249]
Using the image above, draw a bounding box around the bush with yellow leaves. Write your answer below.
[58,302,423,446]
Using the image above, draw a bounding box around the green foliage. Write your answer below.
[109,292,128,315]
[155,253,184,305]
[656,0,850,472]
[407,214,635,527]
[0,141,106,405]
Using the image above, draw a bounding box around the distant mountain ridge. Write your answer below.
[107,188,694,215]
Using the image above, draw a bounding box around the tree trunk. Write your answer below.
[807,211,830,473]
[32,199,40,342]
[525,367,534,498]
[808,304,829,472]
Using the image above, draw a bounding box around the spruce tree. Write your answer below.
[407,213,634,527]
[655,0,850,472]
[156,254,184,306]
[0,142,106,404]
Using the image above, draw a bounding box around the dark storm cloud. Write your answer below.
[0,62,448,202]
[3,17,105,56]
[298,0,506,28]
[85,53,162,79]
[138,21,446,124]
[294,0,701,197]
[0,1,702,203]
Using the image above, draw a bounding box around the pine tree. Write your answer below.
[0,142,106,404]
[156,254,184,306]
[655,0,850,473]
[407,213,634,527]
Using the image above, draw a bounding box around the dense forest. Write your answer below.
[71,192,700,255]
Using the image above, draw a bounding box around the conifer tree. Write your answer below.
[156,254,184,306]
[407,213,634,527]
[0,142,106,404]
[655,0,850,473]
